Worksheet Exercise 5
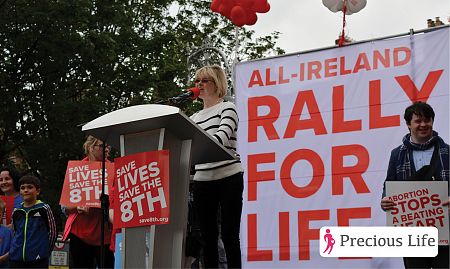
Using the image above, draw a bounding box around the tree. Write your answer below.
[0,0,284,228]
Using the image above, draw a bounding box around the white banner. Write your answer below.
[235,27,449,268]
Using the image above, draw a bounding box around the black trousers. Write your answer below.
[403,246,449,269]
[69,233,115,269]
[193,172,244,269]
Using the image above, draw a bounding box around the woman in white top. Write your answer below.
[190,65,244,269]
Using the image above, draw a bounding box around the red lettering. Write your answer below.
[279,66,289,84]
[395,70,443,102]
[373,49,390,69]
[299,63,305,81]
[353,52,371,73]
[337,207,372,226]
[339,56,352,75]
[369,79,400,129]
[332,144,370,195]
[308,61,322,80]
[337,207,372,260]
[279,212,290,260]
[266,68,276,86]
[393,47,411,66]
[324,58,338,77]
[284,90,327,138]
[247,214,273,261]
[248,70,264,88]
[280,149,324,198]
[332,85,362,133]
[248,96,280,142]
[298,210,329,260]
[247,153,275,201]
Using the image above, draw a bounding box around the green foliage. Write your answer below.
[0,0,284,229]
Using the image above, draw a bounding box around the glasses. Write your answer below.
[194,78,213,84]
[94,143,110,149]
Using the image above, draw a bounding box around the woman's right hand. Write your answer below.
[76,206,89,214]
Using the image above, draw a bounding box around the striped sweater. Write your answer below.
[190,100,243,181]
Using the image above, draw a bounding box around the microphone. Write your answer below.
[170,87,200,103]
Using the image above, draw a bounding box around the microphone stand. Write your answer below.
[155,97,190,105]
[100,143,109,268]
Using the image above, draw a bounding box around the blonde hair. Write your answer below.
[195,65,228,98]
[83,135,99,155]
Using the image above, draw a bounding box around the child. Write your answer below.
[9,175,57,268]
[0,199,12,268]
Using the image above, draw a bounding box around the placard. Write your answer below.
[59,160,114,207]
[385,181,449,245]
[113,150,170,228]
[0,196,14,225]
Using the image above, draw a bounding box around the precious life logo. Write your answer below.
[319,226,438,257]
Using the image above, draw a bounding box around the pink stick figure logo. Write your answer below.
[323,229,336,254]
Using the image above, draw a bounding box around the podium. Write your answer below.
[82,104,237,268]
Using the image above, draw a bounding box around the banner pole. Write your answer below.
[100,143,108,268]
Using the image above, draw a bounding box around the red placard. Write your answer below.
[59,160,114,208]
[0,196,14,225]
[113,150,170,228]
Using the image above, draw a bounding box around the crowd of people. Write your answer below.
[1,65,448,269]
[0,65,244,269]
[0,167,57,268]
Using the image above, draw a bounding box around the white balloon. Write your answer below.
[322,0,367,15]
[346,0,367,14]
[322,0,343,13]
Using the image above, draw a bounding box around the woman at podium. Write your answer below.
[190,65,244,269]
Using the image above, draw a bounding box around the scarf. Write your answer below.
[396,131,449,182]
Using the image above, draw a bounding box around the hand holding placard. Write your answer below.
[60,161,114,208]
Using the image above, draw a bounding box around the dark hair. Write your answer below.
[0,166,21,192]
[19,175,41,189]
[404,101,435,124]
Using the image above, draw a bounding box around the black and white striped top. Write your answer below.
[190,100,243,181]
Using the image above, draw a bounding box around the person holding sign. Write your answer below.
[62,136,114,268]
[0,166,23,209]
[381,101,449,269]
[190,65,244,269]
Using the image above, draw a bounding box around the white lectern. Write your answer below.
[82,104,237,268]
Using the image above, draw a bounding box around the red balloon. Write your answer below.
[238,0,254,9]
[259,2,270,13]
[230,6,247,27]
[245,11,258,26]
[210,0,222,13]
[252,0,267,12]
[219,2,234,19]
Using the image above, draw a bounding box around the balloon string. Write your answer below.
[339,0,347,47]
[234,26,239,63]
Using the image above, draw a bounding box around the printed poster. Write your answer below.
[113,150,170,228]
[60,160,114,208]
[386,181,449,245]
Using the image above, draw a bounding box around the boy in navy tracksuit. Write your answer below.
[9,175,57,268]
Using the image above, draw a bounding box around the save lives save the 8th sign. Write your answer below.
[113,150,170,228]
[60,161,114,208]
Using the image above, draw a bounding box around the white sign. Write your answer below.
[385,181,449,245]
[319,226,438,257]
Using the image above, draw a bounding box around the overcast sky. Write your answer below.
[248,0,449,54]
